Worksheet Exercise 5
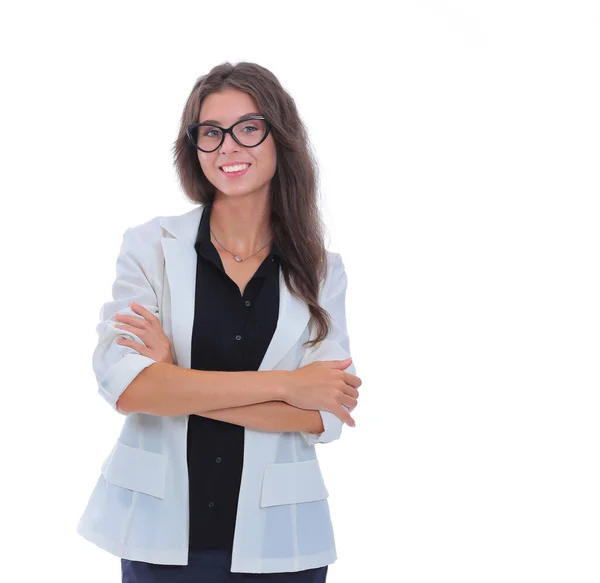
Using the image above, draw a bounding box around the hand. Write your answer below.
[114,302,174,365]
[285,357,361,427]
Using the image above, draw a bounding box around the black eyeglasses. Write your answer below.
[186,115,272,153]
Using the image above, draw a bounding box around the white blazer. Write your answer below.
[76,203,356,573]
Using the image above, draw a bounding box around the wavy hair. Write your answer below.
[172,61,332,349]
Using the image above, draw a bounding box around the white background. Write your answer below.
[1,1,598,582]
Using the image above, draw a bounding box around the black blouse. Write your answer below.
[187,200,282,551]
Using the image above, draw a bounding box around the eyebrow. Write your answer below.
[199,112,262,126]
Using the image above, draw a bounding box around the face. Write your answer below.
[195,89,277,201]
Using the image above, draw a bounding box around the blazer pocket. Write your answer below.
[260,459,329,508]
[101,440,168,499]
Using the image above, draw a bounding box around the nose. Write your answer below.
[220,130,241,153]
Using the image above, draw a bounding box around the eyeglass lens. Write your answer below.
[190,118,268,151]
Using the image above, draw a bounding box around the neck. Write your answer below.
[209,194,273,256]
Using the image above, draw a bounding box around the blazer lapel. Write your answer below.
[159,204,310,372]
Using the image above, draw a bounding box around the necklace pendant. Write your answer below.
[234,255,242,262]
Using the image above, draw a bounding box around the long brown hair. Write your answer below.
[172,61,333,349]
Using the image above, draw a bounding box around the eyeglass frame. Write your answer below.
[186,115,272,153]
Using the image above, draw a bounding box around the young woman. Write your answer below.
[76,61,361,583]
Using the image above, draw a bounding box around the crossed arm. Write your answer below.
[95,225,353,443]
[197,401,325,434]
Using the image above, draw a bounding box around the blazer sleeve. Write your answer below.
[92,226,160,415]
[298,252,357,445]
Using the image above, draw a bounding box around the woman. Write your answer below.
[76,61,361,583]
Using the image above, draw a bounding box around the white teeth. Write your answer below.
[221,163,249,173]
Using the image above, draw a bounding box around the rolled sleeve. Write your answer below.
[92,226,161,415]
[300,408,349,446]
[97,353,158,415]
[298,252,357,445]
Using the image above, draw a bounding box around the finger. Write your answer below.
[336,406,355,427]
[342,384,360,399]
[341,395,358,410]
[116,337,152,357]
[114,313,150,329]
[131,302,160,324]
[114,323,151,343]
[322,357,352,369]
[343,371,362,388]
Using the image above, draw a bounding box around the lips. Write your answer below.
[219,163,251,178]
[219,163,252,170]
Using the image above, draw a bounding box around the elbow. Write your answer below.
[96,354,158,415]
[115,366,152,414]
[116,389,132,414]
[300,410,344,446]
[309,410,325,434]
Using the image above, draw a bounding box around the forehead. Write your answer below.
[198,89,260,125]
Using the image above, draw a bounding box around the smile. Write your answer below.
[219,163,251,177]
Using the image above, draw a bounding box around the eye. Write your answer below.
[240,123,258,133]
[203,128,222,137]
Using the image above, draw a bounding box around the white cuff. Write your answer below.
[97,353,157,415]
[300,408,346,446]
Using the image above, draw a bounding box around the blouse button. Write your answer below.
[235,335,242,341]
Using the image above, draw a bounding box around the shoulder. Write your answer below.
[325,249,339,262]
[120,216,166,270]
[118,215,170,284]
[121,205,204,268]
[126,214,166,242]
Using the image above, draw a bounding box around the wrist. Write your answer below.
[272,370,293,402]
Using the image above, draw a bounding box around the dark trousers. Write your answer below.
[121,549,328,583]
